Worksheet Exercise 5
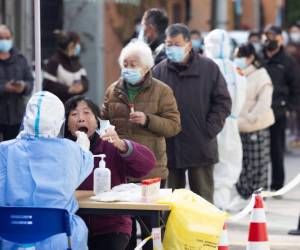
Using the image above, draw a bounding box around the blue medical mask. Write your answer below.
[74,44,81,56]
[191,39,202,50]
[0,39,13,52]
[165,45,187,63]
[234,57,248,70]
[121,68,143,85]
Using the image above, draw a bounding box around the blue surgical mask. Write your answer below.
[191,39,202,50]
[74,43,81,56]
[121,68,143,85]
[0,39,13,52]
[165,45,187,63]
[234,57,248,70]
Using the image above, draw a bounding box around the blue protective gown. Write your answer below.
[0,134,93,250]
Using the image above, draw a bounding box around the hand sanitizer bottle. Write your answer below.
[93,154,111,195]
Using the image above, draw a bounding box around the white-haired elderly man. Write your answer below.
[101,40,181,249]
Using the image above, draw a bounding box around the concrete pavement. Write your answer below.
[227,149,300,250]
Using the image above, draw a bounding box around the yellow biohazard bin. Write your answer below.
[158,189,227,250]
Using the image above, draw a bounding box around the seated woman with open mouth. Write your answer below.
[64,95,156,250]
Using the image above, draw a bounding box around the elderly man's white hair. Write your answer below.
[119,40,154,69]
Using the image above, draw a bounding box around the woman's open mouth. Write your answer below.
[77,126,88,134]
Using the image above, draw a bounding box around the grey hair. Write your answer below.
[0,24,12,34]
[118,40,154,69]
[166,23,191,41]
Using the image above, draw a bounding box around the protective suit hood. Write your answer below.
[21,91,65,138]
[204,29,231,59]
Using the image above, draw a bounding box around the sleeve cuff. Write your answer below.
[141,114,150,128]
[120,139,133,157]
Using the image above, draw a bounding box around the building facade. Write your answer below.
[0,0,297,103]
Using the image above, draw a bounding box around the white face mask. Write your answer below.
[290,32,300,43]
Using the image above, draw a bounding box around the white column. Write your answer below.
[215,0,228,30]
[34,0,42,92]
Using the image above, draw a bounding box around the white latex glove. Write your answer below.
[75,131,90,152]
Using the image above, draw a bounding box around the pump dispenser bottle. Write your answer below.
[93,154,111,195]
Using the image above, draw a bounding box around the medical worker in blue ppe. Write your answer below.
[204,29,247,210]
[0,91,94,250]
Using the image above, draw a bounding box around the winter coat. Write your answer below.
[238,65,275,133]
[263,47,300,118]
[43,49,88,103]
[0,47,34,125]
[152,51,232,168]
[101,72,181,180]
[78,135,155,236]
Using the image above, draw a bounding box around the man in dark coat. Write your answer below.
[153,24,232,202]
[141,8,168,65]
[0,25,34,141]
[262,25,300,191]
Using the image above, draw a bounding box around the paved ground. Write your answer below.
[227,148,300,250]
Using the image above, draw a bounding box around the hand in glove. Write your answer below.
[75,131,90,152]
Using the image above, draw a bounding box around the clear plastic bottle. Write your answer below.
[93,154,111,195]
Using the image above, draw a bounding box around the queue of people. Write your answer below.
[1,7,300,250]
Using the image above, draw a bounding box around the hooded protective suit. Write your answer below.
[204,29,246,210]
[0,91,93,250]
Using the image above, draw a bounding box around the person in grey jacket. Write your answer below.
[0,25,34,141]
[153,24,231,202]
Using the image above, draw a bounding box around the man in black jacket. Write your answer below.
[153,24,232,202]
[263,25,300,191]
[141,8,168,65]
[0,25,33,141]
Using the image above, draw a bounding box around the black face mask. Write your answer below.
[264,39,278,51]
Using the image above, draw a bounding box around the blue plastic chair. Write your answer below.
[0,206,72,250]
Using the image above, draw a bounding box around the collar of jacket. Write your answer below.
[90,132,104,152]
[242,64,257,76]
[149,34,165,52]
[56,48,82,70]
[0,47,21,64]
[114,71,153,104]
[263,46,285,64]
[65,131,102,153]
[166,50,201,77]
